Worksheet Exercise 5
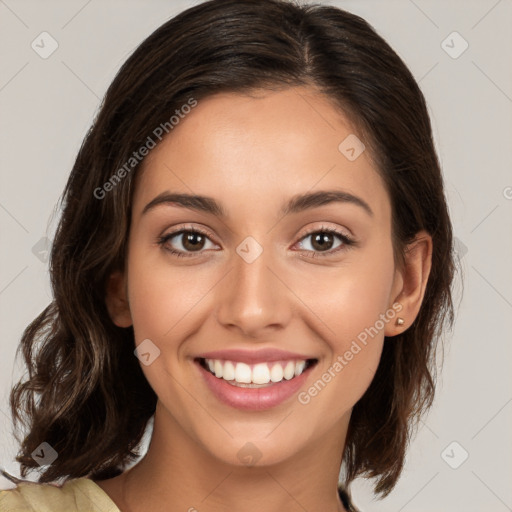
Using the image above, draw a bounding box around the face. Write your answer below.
[108,86,408,468]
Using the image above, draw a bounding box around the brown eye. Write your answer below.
[181,231,206,251]
[158,228,218,257]
[310,232,336,252]
[296,227,354,258]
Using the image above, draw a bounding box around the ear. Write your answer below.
[105,270,133,328]
[385,230,433,337]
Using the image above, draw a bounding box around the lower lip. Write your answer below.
[196,360,315,411]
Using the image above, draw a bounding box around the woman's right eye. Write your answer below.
[157,229,218,258]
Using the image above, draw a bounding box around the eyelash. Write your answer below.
[156,225,356,259]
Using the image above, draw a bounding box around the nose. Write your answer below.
[214,244,292,338]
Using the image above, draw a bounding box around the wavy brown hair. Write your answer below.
[7,0,456,498]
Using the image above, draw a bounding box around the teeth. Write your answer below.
[294,360,306,376]
[270,364,283,383]
[223,360,235,381]
[203,358,312,385]
[283,361,295,380]
[252,363,270,384]
[234,362,252,383]
[214,360,223,378]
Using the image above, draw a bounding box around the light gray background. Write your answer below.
[1,1,511,511]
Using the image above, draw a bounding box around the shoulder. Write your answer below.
[0,477,120,512]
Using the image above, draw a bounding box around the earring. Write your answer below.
[395,317,405,326]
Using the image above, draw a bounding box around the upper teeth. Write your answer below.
[205,359,308,384]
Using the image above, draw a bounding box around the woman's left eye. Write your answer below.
[295,227,354,258]
[157,226,355,259]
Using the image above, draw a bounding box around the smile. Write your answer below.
[200,359,316,387]
[194,355,318,410]
[198,358,317,387]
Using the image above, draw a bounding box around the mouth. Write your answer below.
[195,357,318,388]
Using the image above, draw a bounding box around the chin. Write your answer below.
[198,431,306,470]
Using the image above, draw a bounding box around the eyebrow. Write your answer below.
[141,189,374,218]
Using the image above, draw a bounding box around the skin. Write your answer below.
[99,86,432,512]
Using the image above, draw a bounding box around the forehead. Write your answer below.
[133,87,390,222]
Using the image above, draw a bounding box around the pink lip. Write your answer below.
[195,360,316,411]
[195,348,314,365]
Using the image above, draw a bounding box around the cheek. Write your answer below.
[294,242,395,407]
[127,259,218,343]
[294,241,395,349]
[124,249,219,400]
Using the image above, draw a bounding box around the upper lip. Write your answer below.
[195,348,316,365]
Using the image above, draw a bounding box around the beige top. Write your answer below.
[1,477,360,511]
[0,477,120,512]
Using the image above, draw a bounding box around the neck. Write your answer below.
[114,402,350,512]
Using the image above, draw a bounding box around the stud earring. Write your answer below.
[395,317,405,326]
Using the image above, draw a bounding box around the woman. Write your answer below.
[0,0,455,510]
